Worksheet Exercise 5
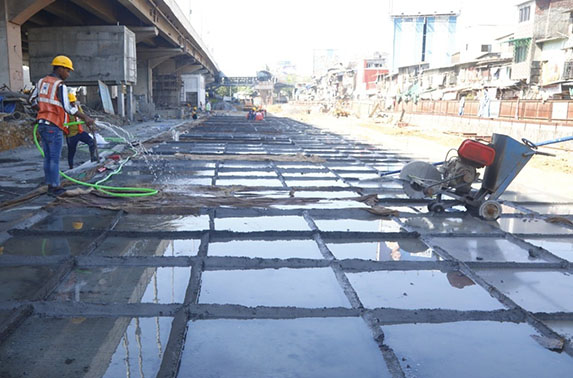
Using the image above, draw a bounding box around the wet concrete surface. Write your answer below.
[1,115,573,377]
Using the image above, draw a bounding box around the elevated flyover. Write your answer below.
[0,0,219,116]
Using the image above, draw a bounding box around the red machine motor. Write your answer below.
[440,139,496,195]
[458,140,496,167]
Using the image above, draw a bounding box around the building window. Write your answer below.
[519,5,530,23]
[515,45,528,63]
[481,44,492,52]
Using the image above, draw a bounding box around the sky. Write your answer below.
[177,0,392,76]
[175,0,519,77]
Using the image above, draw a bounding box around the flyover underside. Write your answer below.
[0,0,218,114]
[0,115,572,377]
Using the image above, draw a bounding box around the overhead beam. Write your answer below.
[137,47,182,60]
[9,0,55,25]
[117,0,217,75]
[42,2,90,25]
[129,26,159,43]
[70,0,119,24]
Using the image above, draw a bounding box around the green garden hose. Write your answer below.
[34,123,158,197]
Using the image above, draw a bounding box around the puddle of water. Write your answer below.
[383,321,573,378]
[475,269,573,312]
[31,213,116,231]
[116,215,209,232]
[208,240,323,259]
[497,218,573,235]
[283,171,337,178]
[0,266,56,301]
[544,321,573,341]
[218,171,277,177]
[216,178,283,186]
[337,173,381,180]
[199,268,350,307]
[179,318,391,378]
[215,216,310,232]
[432,237,544,262]
[293,191,358,199]
[347,271,503,310]
[220,161,271,169]
[167,177,213,186]
[102,317,172,378]
[273,199,370,210]
[51,267,190,304]
[327,240,436,261]
[92,238,200,257]
[0,236,93,256]
[314,219,401,232]
[401,216,499,234]
[525,238,572,262]
[354,180,404,189]
[0,316,171,378]
[285,179,349,187]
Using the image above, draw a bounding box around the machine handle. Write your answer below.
[521,138,538,149]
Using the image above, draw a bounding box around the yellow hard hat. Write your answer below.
[51,55,74,71]
[193,106,197,110]
[252,107,256,111]
[68,92,77,102]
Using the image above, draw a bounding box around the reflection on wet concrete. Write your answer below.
[432,237,543,262]
[544,321,573,342]
[525,239,573,262]
[208,240,323,259]
[314,218,401,232]
[116,215,210,232]
[0,316,171,378]
[180,318,391,378]
[215,216,310,232]
[216,178,283,187]
[347,271,503,310]
[103,317,172,378]
[402,216,498,234]
[52,266,190,304]
[327,239,435,261]
[93,238,200,257]
[0,266,56,301]
[200,268,351,307]
[1,236,92,256]
[476,270,573,312]
[383,321,573,378]
[497,218,572,235]
[30,213,116,232]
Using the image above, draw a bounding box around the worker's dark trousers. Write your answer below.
[66,132,95,169]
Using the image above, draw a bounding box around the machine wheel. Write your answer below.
[478,200,502,221]
[428,202,445,213]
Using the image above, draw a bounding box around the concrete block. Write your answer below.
[28,26,137,85]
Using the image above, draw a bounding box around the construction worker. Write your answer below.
[30,55,95,196]
[192,106,198,120]
[65,92,97,169]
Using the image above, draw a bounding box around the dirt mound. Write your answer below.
[0,121,36,151]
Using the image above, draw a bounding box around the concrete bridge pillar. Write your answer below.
[0,0,24,90]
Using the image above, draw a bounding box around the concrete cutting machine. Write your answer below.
[399,133,573,220]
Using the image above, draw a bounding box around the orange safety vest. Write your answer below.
[36,75,68,134]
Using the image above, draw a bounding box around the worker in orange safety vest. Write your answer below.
[30,55,95,197]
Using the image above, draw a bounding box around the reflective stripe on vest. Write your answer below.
[36,76,68,134]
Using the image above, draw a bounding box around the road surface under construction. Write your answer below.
[0,114,572,378]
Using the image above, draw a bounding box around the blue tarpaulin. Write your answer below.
[0,95,17,113]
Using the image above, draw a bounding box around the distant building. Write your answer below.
[389,1,515,72]
[510,0,573,93]
[313,49,342,77]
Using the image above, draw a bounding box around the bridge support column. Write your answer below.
[126,84,133,121]
[0,0,24,90]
